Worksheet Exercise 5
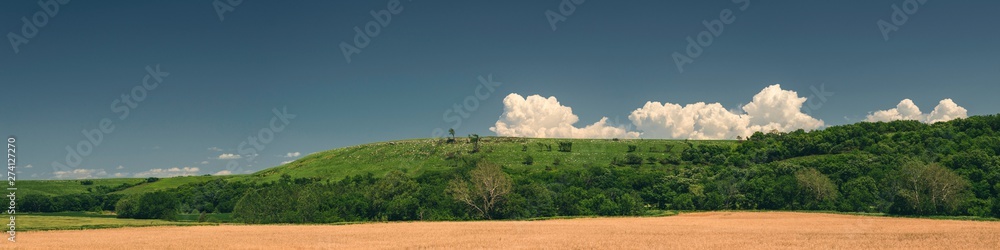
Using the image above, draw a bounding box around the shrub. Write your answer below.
[624,154,643,165]
[80,180,94,185]
[627,145,637,152]
[468,134,481,153]
[114,195,140,218]
[646,156,659,165]
[659,156,681,165]
[523,155,534,165]
[558,142,572,152]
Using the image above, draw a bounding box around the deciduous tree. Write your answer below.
[447,162,511,219]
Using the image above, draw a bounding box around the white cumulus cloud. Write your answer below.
[629,101,748,139]
[866,99,967,123]
[490,94,639,139]
[866,99,924,122]
[740,84,825,133]
[53,168,108,179]
[630,84,824,139]
[493,85,823,139]
[213,170,233,176]
[217,153,242,160]
[284,152,301,158]
[133,167,200,178]
[927,99,969,123]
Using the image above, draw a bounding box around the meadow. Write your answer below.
[13,213,210,231]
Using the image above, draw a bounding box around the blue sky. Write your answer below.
[1,0,997,179]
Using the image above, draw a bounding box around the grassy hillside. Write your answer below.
[7,175,235,197]
[112,175,235,195]
[15,137,733,197]
[4,178,145,197]
[251,137,733,182]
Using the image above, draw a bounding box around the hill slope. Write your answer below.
[12,138,730,196]
[251,138,732,182]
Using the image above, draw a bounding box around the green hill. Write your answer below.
[251,138,731,182]
[13,138,729,197]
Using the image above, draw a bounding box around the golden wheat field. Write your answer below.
[7,212,1000,249]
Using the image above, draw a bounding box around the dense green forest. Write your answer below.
[17,115,1000,223]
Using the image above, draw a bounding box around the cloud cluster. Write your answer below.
[490,94,639,138]
[492,85,971,139]
[866,99,968,124]
[133,167,200,178]
[284,152,301,158]
[51,165,223,179]
[493,85,825,139]
[629,85,824,139]
[53,168,108,179]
